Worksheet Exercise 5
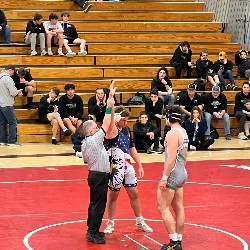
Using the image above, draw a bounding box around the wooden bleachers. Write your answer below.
[0,0,245,143]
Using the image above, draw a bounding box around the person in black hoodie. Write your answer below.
[170,41,193,78]
[0,9,11,44]
[235,50,250,79]
[38,87,71,144]
[59,83,84,134]
[213,51,237,90]
[202,85,231,140]
[133,111,161,154]
[24,13,47,56]
[151,67,175,106]
[184,106,214,150]
[235,82,250,140]
[60,11,87,57]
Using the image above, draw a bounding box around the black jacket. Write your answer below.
[133,120,160,137]
[235,51,250,77]
[234,91,250,113]
[213,59,233,74]
[0,9,7,29]
[151,77,172,92]
[170,46,192,65]
[145,97,163,120]
[25,20,45,34]
[38,94,60,117]
[88,96,106,123]
[61,22,78,41]
[195,58,214,78]
[202,93,227,114]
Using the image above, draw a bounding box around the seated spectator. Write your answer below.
[12,67,36,109]
[235,82,250,140]
[73,0,92,13]
[202,85,231,140]
[38,87,71,145]
[243,99,250,140]
[72,114,96,158]
[145,89,163,129]
[213,51,237,90]
[0,9,11,44]
[179,83,203,120]
[43,13,64,56]
[24,13,47,56]
[59,83,83,134]
[170,41,193,78]
[196,49,220,88]
[184,106,214,150]
[151,67,175,107]
[60,11,88,57]
[133,111,161,154]
[235,50,250,79]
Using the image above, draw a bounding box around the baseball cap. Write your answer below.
[5,64,16,71]
[188,83,196,90]
[219,51,226,60]
[212,85,220,92]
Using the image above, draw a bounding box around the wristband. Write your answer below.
[105,106,112,114]
[161,174,168,181]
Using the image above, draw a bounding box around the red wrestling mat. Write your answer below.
[0,159,250,250]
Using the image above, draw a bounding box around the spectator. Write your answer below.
[38,87,71,145]
[73,0,92,13]
[235,82,250,140]
[243,99,250,139]
[170,41,193,78]
[43,13,64,56]
[12,67,36,109]
[59,83,83,134]
[60,11,87,57]
[145,89,163,129]
[179,83,203,120]
[214,51,237,90]
[184,106,214,150]
[24,13,47,56]
[235,50,250,79]
[133,111,161,154]
[196,49,220,88]
[0,9,11,44]
[151,67,175,107]
[0,65,22,146]
[202,85,231,140]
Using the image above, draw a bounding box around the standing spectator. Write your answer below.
[24,13,47,56]
[60,11,87,57]
[214,51,237,90]
[242,99,250,139]
[43,13,64,56]
[235,82,250,140]
[235,50,250,79]
[196,49,220,87]
[12,67,36,109]
[0,65,22,146]
[179,83,203,120]
[202,86,231,140]
[145,89,163,129]
[170,41,193,78]
[151,67,175,107]
[73,0,92,13]
[184,106,214,150]
[38,87,71,145]
[0,9,11,44]
[133,111,161,154]
[59,83,83,134]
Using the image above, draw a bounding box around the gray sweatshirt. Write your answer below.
[0,72,18,107]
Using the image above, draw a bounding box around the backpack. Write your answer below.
[127,92,146,105]
[210,125,219,139]
[194,79,206,91]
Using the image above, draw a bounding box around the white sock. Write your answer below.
[58,48,62,52]
[67,49,72,53]
[169,233,178,241]
[108,219,114,225]
[52,136,56,139]
[177,234,182,241]
[136,216,144,224]
[48,48,52,52]
[63,127,68,132]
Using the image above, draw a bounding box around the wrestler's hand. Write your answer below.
[158,180,167,191]
[109,80,117,98]
[138,166,144,178]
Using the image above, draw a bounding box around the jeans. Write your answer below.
[217,70,235,87]
[25,33,46,51]
[204,111,230,136]
[0,106,17,143]
[159,94,175,107]
[0,25,11,44]
[235,111,247,133]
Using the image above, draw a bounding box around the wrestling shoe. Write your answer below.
[160,240,180,250]
[136,220,153,232]
[103,221,115,234]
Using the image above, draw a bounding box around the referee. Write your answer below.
[80,82,116,244]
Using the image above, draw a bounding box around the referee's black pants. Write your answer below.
[87,171,109,234]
